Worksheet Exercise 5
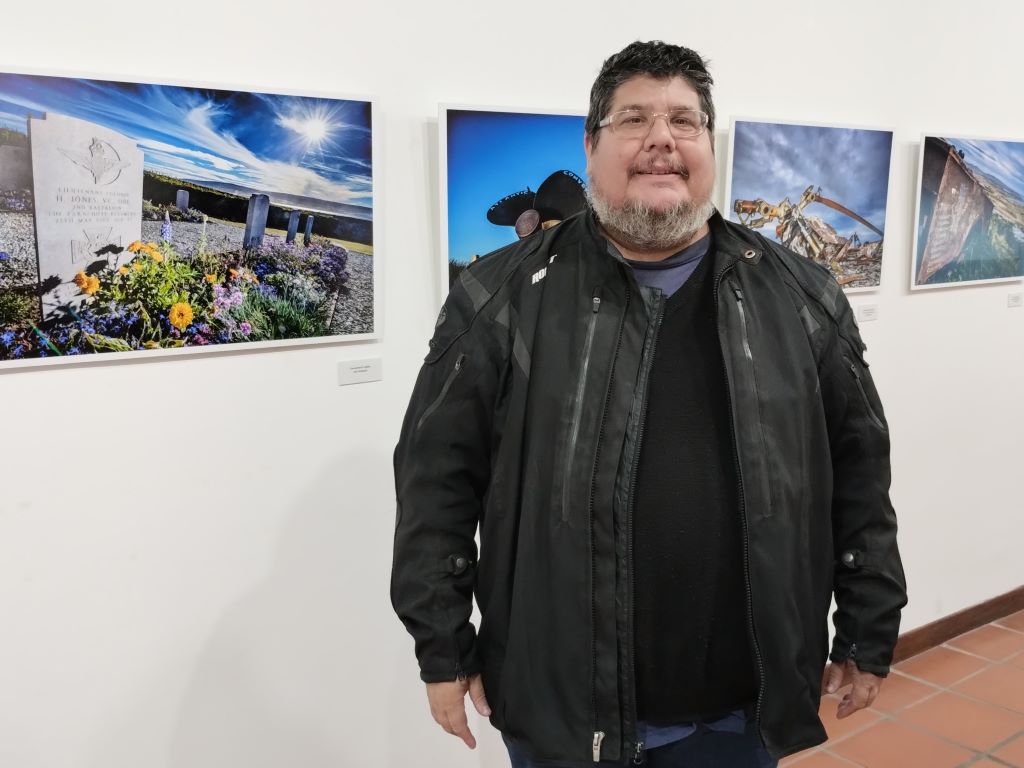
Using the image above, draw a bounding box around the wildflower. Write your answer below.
[83,276,100,296]
[149,249,164,263]
[0,330,14,346]
[74,271,89,289]
[118,266,130,275]
[143,341,159,349]
[229,268,239,279]
[127,241,144,253]
[133,261,143,271]
[161,211,172,241]
[240,322,252,336]
[0,251,9,261]
[168,302,193,331]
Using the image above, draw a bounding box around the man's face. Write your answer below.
[585,74,716,215]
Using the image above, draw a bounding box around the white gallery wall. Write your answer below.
[1,1,1021,766]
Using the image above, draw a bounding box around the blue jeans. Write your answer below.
[503,720,777,767]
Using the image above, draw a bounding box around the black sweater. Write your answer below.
[632,254,758,724]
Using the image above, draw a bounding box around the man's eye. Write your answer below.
[620,114,647,126]
[671,114,695,127]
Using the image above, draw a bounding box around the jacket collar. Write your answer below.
[581,206,763,274]
[708,209,763,273]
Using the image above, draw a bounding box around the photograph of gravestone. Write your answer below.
[0,72,374,364]
[725,119,894,291]
[442,107,587,297]
[912,135,1024,289]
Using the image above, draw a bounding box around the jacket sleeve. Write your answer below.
[818,291,907,676]
[390,278,508,683]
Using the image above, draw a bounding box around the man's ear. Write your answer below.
[584,131,593,173]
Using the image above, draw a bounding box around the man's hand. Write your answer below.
[821,659,884,719]
[426,674,491,749]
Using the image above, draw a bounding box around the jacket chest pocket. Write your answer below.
[728,284,776,520]
[416,352,467,432]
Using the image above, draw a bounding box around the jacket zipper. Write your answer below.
[843,355,886,430]
[590,285,626,761]
[621,289,664,763]
[415,352,466,431]
[731,285,773,518]
[716,273,768,737]
[592,731,605,762]
[563,288,603,522]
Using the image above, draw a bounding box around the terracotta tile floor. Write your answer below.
[781,609,1024,767]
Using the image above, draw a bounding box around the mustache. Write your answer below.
[629,159,689,178]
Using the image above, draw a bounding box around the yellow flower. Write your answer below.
[118,266,130,275]
[83,276,100,296]
[132,261,143,271]
[149,250,164,263]
[168,302,193,331]
[143,341,160,349]
[73,271,89,289]
[127,240,144,253]
[205,273,217,283]
[229,268,239,279]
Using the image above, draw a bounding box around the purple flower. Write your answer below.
[161,211,173,241]
[0,252,10,261]
[239,322,252,336]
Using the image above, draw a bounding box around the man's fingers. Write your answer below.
[469,675,492,717]
[822,661,847,694]
[447,707,477,749]
[825,663,844,694]
[836,679,878,719]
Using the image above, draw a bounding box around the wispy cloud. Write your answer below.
[0,73,373,207]
[730,120,892,239]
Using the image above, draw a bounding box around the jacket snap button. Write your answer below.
[842,551,855,566]
[743,249,757,259]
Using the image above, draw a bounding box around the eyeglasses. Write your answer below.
[597,108,709,139]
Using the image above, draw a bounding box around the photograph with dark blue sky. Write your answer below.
[0,73,372,214]
[728,120,893,241]
[446,109,586,266]
[947,136,1024,205]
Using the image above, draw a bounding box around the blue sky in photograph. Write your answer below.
[0,73,372,208]
[728,121,893,241]
[447,110,586,264]
[946,136,1024,203]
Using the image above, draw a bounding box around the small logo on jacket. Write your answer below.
[531,267,547,285]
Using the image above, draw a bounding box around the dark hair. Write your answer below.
[586,41,715,145]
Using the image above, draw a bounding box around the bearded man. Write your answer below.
[392,40,906,767]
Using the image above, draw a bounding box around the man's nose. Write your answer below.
[644,114,677,151]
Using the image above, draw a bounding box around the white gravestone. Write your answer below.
[29,113,143,319]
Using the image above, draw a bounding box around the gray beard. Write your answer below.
[587,181,715,252]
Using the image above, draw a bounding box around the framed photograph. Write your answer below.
[440,105,587,301]
[0,70,375,367]
[724,118,894,292]
[911,135,1024,290]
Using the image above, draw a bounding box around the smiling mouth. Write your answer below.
[632,167,689,179]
